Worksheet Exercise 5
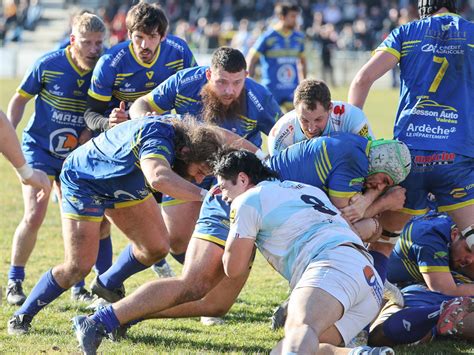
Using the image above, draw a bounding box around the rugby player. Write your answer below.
[5,13,106,306]
[7,115,228,335]
[348,1,474,262]
[247,2,307,112]
[84,1,196,279]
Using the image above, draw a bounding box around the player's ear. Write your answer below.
[70,33,75,45]
[205,68,212,81]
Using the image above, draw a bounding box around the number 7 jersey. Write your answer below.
[376,13,474,157]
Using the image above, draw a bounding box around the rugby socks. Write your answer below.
[8,265,25,282]
[171,252,185,265]
[15,269,66,317]
[369,250,388,284]
[154,258,167,268]
[382,305,439,344]
[90,305,121,333]
[98,244,148,289]
[94,235,113,274]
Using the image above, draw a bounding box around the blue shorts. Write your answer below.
[400,150,474,215]
[60,167,152,222]
[192,193,230,248]
[23,143,64,181]
[401,284,454,308]
[161,176,216,207]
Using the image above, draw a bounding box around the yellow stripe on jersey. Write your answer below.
[63,213,104,222]
[192,233,226,247]
[17,88,35,99]
[438,199,474,212]
[88,89,111,102]
[147,95,166,114]
[327,189,357,198]
[114,193,153,209]
[375,47,400,61]
[140,154,168,162]
[419,266,450,273]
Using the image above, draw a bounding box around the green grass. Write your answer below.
[0,79,471,353]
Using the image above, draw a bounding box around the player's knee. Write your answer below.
[21,209,47,230]
[169,234,192,254]
[143,240,170,262]
[62,262,93,286]
[205,302,231,317]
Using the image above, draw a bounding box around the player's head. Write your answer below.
[201,47,247,124]
[213,149,279,202]
[69,12,105,71]
[418,0,457,18]
[450,225,474,270]
[294,80,332,139]
[170,115,222,184]
[126,2,168,64]
[275,2,300,30]
[366,140,411,190]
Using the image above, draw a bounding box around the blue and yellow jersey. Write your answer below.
[250,28,305,101]
[376,13,474,157]
[18,46,91,159]
[64,117,175,181]
[387,213,470,285]
[88,35,196,114]
[146,66,282,147]
[268,133,370,199]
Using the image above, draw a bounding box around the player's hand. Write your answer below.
[341,193,370,223]
[382,186,406,211]
[109,101,129,127]
[78,128,93,145]
[23,169,52,202]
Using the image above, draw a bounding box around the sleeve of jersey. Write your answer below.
[326,144,364,198]
[415,237,450,273]
[258,93,283,135]
[228,194,261,241]
[346,104,376,140]
[374,27,402,61]
[139,133,174,164]
[298,34,306,57]
[88,56,115,102]
[193,194,229,246]
[145,75,178,114]
[250,35,266,57]
[267,121,291,156]
[17,58,43,99]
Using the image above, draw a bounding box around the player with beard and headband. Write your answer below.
[247,2,307,113]
[84,2,196,281]
[128,47,281,324]
[5,13,107,307]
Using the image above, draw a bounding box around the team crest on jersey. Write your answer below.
[276,64,296,84]
[77,79,85,88]
[146,71,154,80]
[450,187,468,199]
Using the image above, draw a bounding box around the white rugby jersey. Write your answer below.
[267,101,374,156]
[229,180,363,288]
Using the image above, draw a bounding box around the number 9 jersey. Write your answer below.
[376,13,474,157]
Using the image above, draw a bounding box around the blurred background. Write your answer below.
[1,0,474,86]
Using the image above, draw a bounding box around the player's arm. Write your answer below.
[212,127,267,159]
[0,111,51,201]
[223,232,256,279]
[140,157,206,202]
[7,93,31,129]
[246,49,260,78]
[348,51,398,109]
[422,272,474,296]
[298,55,307,81]
[84,96,111,131]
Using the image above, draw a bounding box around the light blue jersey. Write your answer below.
[267,101,374,155]
[376,13,474,157]
[250,28,305,104]
[229,180,362,288]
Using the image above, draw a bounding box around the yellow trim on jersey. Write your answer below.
[433,12,460,18]
[63,213,104,222]
[365,139,372,156]
[327,190,357,198]
[248,48,261,58]
[17,88,35,99]
[399,223,423,281]
[322,141,332,170]
[140,153,168,162]
[114,193,152,209]
[176,94,198,103]
[438,198,474,212]
[147,95,166,114]
[375,47,400,61]
[128,42,161,69]
[112,89,152,102]
[47,175,56,181]
[65,46,92,77]
[161,198,186,207]
[192,232,226,247]
[468,44,474,48]
[88,88,111,102]
[420,266,450,273]
[399,207,430,215]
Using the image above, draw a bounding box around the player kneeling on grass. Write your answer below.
[218,150,393,355]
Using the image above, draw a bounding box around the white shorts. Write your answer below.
[294,245,383,346]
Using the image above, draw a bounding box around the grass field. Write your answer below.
[0,79,472,354]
